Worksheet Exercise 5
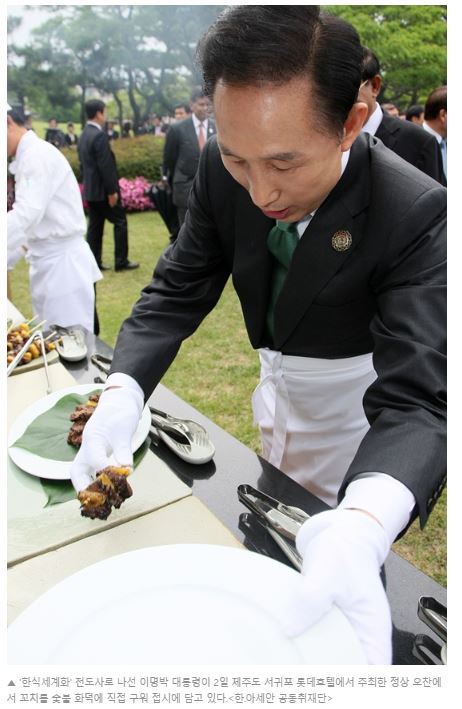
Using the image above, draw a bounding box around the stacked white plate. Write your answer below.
[8,544,366,664]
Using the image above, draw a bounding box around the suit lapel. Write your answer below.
[233,187,274,347]
[273,133,372,348]
[376,113,399,151]
[185,118,200,156]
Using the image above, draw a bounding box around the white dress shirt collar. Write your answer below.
[87,120,103,131]
[192,113,208,133]
[423,121,442,144]
[296,148,350,236]
[361,102,383,137]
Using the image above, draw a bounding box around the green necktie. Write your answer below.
[266,220,300,339]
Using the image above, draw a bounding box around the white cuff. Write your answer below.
[104,372,145,408]
[338,473,416,546]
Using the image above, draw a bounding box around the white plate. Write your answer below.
[7,383,151,480]
[8,544,366,665]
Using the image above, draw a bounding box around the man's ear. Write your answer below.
[370,74,382,99]
[341,102,368,151]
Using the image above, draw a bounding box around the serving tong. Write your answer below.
[7,330,52,394]
[413,596,447,665]
[237,484,310,571]
[149,406,215,464]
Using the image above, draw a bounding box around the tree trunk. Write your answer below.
[80,85,87,130]
[127,68,141,132]
[113,91,124,130]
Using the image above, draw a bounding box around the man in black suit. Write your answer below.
[78,99,139,272]
[71,7,446,664]
[45,118,66,149]
[162,87,216,228]
[359,47,446,185]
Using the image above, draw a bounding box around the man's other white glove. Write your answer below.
[282,508,392,665]
[70,386,144,493]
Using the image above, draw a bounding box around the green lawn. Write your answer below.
[9,210,447,586]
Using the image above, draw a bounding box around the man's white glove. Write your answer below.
[282,508,392,664]
[70,386,144,493]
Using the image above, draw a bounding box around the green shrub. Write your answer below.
[62,134,165,183]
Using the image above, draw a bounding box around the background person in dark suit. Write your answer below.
[71,6,446,665]
[359,47,446,185]
[78,99,139,272]
[44,117,66,149]
[64,122,79,148]
[162,87,216,227]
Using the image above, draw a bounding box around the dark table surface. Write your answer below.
[67,330,447,666]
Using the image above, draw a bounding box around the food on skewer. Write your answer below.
[6,320,58,368]
[67,393,100,447]
[78,466,132,520]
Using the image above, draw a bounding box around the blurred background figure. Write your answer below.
[380,102,400,117]
[173,103,191,122]
[162,87,216,230]
[150,113,169,135]
[121,120,133,138]
[7,105,101,333]
[79,99,139,272]
[423,86,447,182]
[24,112,33,131]
[44,117,66,148]
[406,104,425,125]
[105,120,119,141]
[359,47,446,185]
[64,121,79,148]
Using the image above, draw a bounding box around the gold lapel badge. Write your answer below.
[332,230,352,252]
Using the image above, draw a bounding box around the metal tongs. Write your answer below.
[413,596,447,665]
[90,353,112,382]
[238,484,310,571]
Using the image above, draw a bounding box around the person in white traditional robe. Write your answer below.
[7,106,102,333]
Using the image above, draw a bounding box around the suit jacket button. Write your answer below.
[332,230,352,251]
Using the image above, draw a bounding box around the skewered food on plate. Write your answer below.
[67,393,100,447]
[6,319,57,368]
[78,466,132,520]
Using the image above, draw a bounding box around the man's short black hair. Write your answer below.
[190,87,206,103]
[174,102,190,113]
[7,107,26,126]
[196,5,363,137]
[424,86,447,121]
[361,46,380,81]
[405,105,424,121]
[85,99,105,120]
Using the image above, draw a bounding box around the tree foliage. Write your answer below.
[324,4,447,107]
[7,5,222,126]
[8,5,447,121]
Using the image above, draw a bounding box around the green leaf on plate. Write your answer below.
[11,390,101,463]
[40,438,151,507]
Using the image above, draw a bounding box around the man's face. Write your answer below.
[95,108,106,126]
[214,77,360,222]
[190,97,209,122]
[49,119,57,128]
[410,113,424,126]
[174,107,188,121]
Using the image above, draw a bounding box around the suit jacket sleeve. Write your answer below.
[339,185,446,529]
[92,130,119,194]
[110,141,231,397]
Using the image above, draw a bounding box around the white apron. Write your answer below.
[26,236,102,333]
[252,349,377,507]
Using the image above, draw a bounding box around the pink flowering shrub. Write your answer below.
[119,176,153,212]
